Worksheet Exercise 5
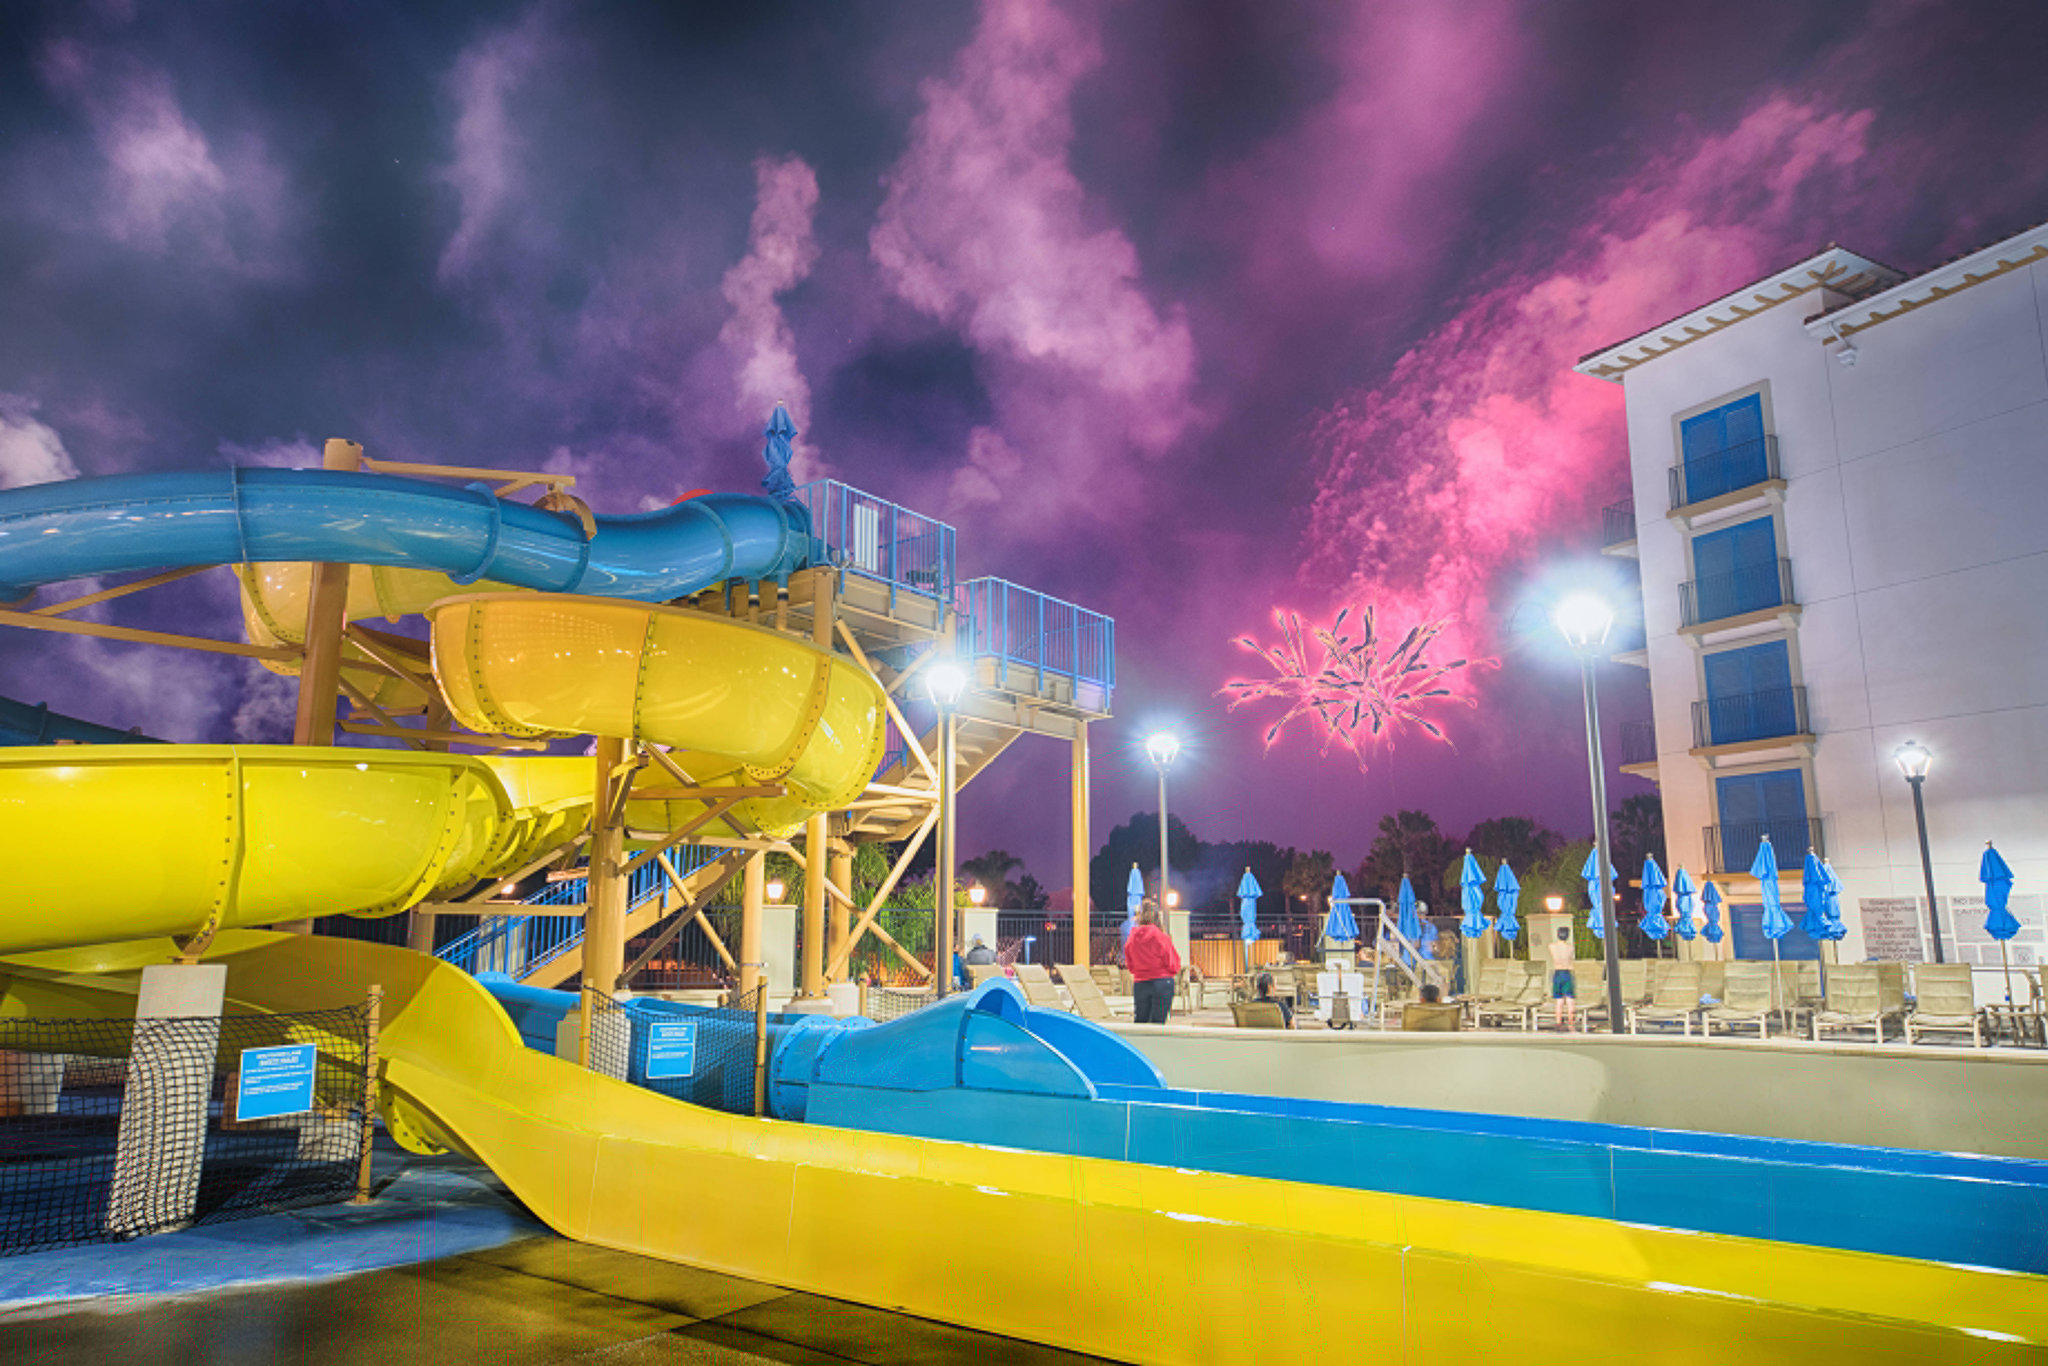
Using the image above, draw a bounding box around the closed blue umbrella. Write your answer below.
[1982,842,2020,1004]
[1672,867,1698,942]
[1397,875,1422,944]
[761,403,798,498]
[1753,837,1791,940]
[1702,880,1725,947]
[1581,847,1618,939]
[1122,864,1143,943]
[1325,872,1359,943]
[1493,863,1521,942]
[1815,860,1846,942]
[1799,847,1831,940]
[1237,867,1262,944]
[1458,851,1488,940]
[1751,837,1791,1020]
[1641,855,1669,944]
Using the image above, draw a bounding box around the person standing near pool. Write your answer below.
[1548,925,1576,1029]
[1125,901,1181,1024]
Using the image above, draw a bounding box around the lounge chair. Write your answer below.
[1616,958,1653,1007]
[967,963,1005,987]
[1700,962,1776,1038]
[1904,964,1985,1047]
[1054,964,1110,1016]
[1229,1001,1289,1029]
[1400,1001,1463,1031]
[1809,964,1898,1044]
[1010,962,1068,1011]
[1628,961,1704,1034]
[1697,960,1726,1003]
[1567,966,1611,1030]
[1473,964,1546,1030]
[1468,960,1514,1005]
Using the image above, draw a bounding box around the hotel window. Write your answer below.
[1699,640,1803,746]
[1675,393,1772,506]
[1684,515,1787,624]
[1712,769,1811,874]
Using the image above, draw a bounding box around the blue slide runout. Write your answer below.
[0,695,159,746]
[0,469,813,602]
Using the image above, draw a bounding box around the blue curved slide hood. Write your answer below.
[0,468,814,601]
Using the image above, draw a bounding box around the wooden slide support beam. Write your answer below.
[31,566,211,617]
[822,807,940,981]
[619,851,749,982]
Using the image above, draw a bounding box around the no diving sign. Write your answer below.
[235,1043,318,1121]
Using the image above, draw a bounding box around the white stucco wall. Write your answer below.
[1613,256,2048,973]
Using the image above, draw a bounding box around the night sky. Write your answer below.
[3,1,2045,890]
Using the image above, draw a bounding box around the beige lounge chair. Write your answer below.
[1229,1001,1290,1029]
[1056,966,1120,1021]
[1616,958,1653,1006]
[1697,960,1726,1003]
[1904,964,1985,1047]
[1010,962,1068,1011]
[1468,960,1514,1004]
[967,963,1005,987]
[1809,964,1898,1043]
[1473,964,1545,1030]
[1700,962,1776,1038]
[1568,965,1611,1030]
[1401,1002,1463,1031]
[1629,961,1704,1034]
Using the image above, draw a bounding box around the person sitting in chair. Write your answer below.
[1254,971,1294,1028]
[1419,982,1442,1005]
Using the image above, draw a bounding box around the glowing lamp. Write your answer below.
[766,879,786,903]
[1544,894,1564,912]
[968,884,987,906]
[1166,890,1180,908]
[925,660,968,709]
[1145,732,1181,769]
[1552,593,1616,650]
[1892,739,1932,781]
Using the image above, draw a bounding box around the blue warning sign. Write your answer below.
[645,1021,698,1080]
[235,1043,317,1121]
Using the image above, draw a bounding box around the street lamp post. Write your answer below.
[1554,593,1625,1035]
[927,660,968,996]
[1893,740,1944,963]
[1146,732,1182,952]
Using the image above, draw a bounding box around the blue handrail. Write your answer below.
[956,577,1115,694]
[791,479,956,605]
[438,844,722,979]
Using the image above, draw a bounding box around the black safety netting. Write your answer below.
[0,1008,370,1256]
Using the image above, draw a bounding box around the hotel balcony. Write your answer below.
[1600,499,1638,557]
[1691,684,1812,752]
[1704,816,1824,876]
[1668,435,1783,515]
[1679,557,1795,631]
[1617,720,1659,782]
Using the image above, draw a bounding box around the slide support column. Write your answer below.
[279,437,362,935]
[827,844,854,983]
[1071,722,1091,966]
[801,815,827,998]
[584,736,629,1001]
[740,852,765,998]
[107,963,227,1236]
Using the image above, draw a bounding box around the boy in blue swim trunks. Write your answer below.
[1547,925,1576,1029]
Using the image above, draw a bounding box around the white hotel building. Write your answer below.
[1575,221,2048,980]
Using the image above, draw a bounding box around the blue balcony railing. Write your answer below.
[793,480,956,604]
[1706,816,1824,876]
[1680,557,1793,626]
[1669,435,1780,510]
[1693,685,1810,748]
[957,577,1115,697]
[438,845,719,980]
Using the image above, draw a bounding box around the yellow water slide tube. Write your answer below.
[1,932,2040,1365]
[430,593,887,837]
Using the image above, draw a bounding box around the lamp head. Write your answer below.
[925,659,968,709]
[1552,592,1616,650]
[968,884,987,906]
[766,879,786,903]
[1166,890,1180,908]
[1544,894,1565,912]
[1145,731,1182,769]
[1892,739,1932,781]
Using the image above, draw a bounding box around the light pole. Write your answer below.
[927,659,968,995]
[1893,740,1944,963]
[1555,592,1625,1035]
[1146,732,1182,953]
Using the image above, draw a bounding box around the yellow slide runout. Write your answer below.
[0,747,584,954]
[430,593,887,836]
[3,933,2042,1365]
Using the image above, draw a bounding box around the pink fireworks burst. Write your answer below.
[1219,604,1494,770]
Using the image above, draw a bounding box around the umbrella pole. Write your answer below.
[1770,938,1783,1031]
[2001,940,2015,1006]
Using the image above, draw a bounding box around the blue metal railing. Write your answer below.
[792,480,956,604]
[956,577,1115,696]
[438,844,722,980]
[1669,435,1780,510]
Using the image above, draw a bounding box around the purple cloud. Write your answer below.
[720,155,823,477]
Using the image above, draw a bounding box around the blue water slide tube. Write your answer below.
[0,695,160,746]
[0,469,814,602]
